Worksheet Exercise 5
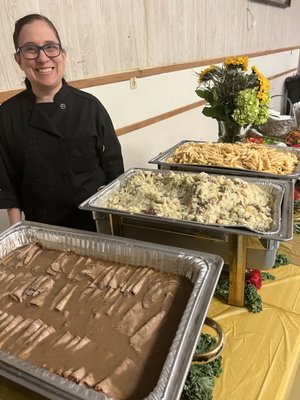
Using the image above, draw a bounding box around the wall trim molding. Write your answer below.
[1,47,299,135]
[68,45,300,89]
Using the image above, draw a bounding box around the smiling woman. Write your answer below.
[13,16,66,103]
[0,13,124,231]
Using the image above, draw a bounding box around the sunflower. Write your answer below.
[252,66,270,104]
[224,56,248,71]
[198,65,216,82]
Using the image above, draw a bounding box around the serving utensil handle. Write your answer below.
[192,317,225,364]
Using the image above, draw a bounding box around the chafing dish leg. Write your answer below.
[109,214,122,235]
[259,239,279,251]
[228,235,247,306]
[93,213,112,234]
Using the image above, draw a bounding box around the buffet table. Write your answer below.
[209,232,300,400]
[1,234,300,400]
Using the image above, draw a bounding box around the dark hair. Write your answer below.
[13,13,62,51]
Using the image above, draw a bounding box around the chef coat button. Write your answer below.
[35,176,40,182]
[60,103,66,110]
[28,140,33,145]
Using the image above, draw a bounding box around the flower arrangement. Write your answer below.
[196,56,271,142]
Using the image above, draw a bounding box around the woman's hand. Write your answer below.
[7,208,22,225]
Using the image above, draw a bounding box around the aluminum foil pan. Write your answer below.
[148,140,300,181]
[81,168,285,236]
[0,221,223,400]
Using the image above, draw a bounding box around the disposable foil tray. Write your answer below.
[0,221,223,400]
[80,168,287,237]
[148,140,300,180]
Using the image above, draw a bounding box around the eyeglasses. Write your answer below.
[16,43,62,60]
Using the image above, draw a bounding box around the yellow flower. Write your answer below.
[198,65,216,82]
[252,66,270,104]
[225,56,248,71]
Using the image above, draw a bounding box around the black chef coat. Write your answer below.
[0,80,124,230]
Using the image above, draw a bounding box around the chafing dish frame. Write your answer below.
[80,167,295,307]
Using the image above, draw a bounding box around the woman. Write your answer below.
[0,14,124,231]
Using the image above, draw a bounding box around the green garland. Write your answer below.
[294,223,300,234]
[215,271,275,313]
[182,334,222,400]
[182,248,293,399]
[273,252,289,268]
[215,251,289,313]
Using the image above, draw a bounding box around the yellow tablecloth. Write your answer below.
[209,234,300,400]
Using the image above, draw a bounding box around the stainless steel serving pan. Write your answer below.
[0,221,223,400]
[80,168,294,241]
[148,140,300,181]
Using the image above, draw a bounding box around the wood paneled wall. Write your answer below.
[1,0,300,92]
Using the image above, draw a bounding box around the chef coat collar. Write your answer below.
[25,78,70,105]
[53,78,70,103]
[28,79,70,138]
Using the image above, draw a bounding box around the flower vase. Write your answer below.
[217,120,245,143]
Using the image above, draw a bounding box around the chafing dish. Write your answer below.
[80,168,294,241]
[80,168,294,270]
[0,221,223,400]
[148,140,300,181]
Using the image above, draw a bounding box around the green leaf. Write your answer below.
[196,89,214,104]
[195,89,207,100]
[273,252,289,268]
[202,105,227,120]
[294,223,300,233]
[182,333,222,400]
[261,272,275,281]
[244,283,262,313]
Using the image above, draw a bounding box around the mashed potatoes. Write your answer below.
[99,171,275,232]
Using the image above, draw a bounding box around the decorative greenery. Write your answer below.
[182,333,222,400]
[294,223,300,233]
[243,283,263,313]
[273,252,290,268]
[215,269,276,313]
[195,56,270,128]
[183,250,289,399]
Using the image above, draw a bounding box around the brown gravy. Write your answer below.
[0,243,192,399]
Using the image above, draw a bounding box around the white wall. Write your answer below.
[118,107,218,170]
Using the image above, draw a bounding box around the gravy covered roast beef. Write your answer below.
[0,243,193,400]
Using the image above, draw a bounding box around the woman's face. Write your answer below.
[14,20,66,94]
